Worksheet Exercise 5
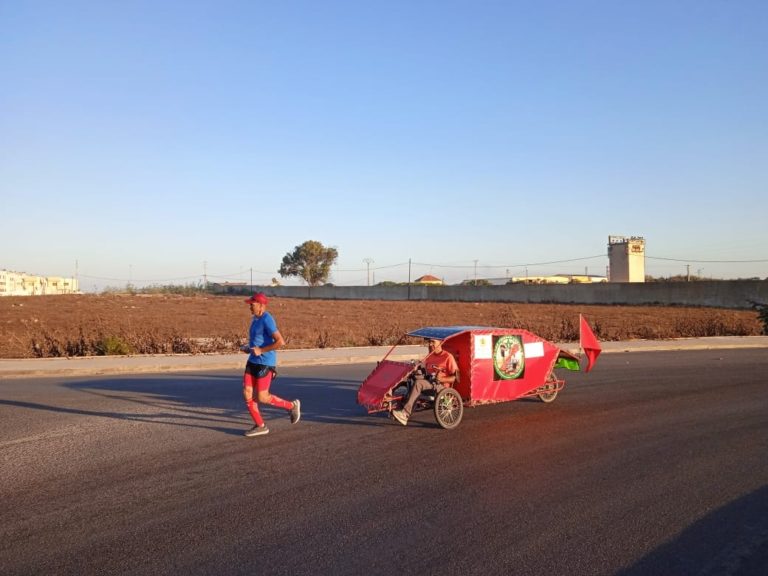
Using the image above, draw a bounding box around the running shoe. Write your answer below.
[245,425,269,437]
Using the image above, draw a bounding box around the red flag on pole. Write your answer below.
[580,314,601,373]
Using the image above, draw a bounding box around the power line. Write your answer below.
[647,256,768,264]
[411,255,607,269]
[76,252,766,285]
[79,273,201,282]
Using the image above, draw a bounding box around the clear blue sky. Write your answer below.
[2,0,766,290]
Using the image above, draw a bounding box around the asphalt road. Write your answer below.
[1,349,767,576]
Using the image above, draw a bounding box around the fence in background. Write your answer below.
[228,280,768,310]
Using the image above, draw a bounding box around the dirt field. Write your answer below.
[0,294,761,358]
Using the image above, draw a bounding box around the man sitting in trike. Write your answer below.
[391,338,458,426]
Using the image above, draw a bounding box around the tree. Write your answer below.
[278,240,339,286]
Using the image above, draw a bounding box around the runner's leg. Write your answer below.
[256,371,293,410]
[243,372,264,426]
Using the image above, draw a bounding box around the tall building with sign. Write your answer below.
[607,236,645,282]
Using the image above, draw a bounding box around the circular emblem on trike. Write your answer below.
[493,335,525,380]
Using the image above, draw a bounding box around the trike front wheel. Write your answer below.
[434,387,463,430]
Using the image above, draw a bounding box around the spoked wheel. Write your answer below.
[538,385,558,403]
[538,374,559,403]
[434,387,463,429]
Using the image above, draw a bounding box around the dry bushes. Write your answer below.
[27,327,243,358]
[0,295,762,359]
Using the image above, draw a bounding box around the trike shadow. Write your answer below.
[271,374,388,428]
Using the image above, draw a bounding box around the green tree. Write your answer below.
[278,240,339,286]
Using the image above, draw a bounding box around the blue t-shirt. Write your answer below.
[247,311,279,367]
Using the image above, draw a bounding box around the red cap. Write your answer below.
[245,292,268,305]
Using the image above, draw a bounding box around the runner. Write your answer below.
[240,293,300,437]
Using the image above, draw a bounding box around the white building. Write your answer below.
[0,269,79,296]
[607,236,646,282]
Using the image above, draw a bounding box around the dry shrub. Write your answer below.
[674,316,753,338]
[365,323,404,346]
[1,295,762,358]
[30,330,67,358]
[750,301,768,335]
[27,327,243,358]
[635,324,667,340]
[315,330,333,349]
[496,306,524,328]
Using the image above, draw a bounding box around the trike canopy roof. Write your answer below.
[407,326,490,340]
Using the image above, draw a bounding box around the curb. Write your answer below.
[1,337,767,379]
[0,347,426,379]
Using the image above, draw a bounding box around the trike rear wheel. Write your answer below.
[538,374,559,403]
[538,386,558,403]
[434,387,463,429]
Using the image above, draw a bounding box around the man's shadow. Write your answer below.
[0,370,379,436]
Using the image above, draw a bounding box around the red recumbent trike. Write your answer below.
[357,320,601,429]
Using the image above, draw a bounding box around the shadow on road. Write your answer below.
[0,371,377,436]
[617,485,768,576]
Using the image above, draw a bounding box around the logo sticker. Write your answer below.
[493,335,525,380]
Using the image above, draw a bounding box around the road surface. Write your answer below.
[1,349,767,575]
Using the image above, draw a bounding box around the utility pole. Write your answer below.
[473,260,478,286]
[686,264,690,282]
[407,259,411,300]
[250,267,253,292]
[203,261,208,288]
[363,258,374,286]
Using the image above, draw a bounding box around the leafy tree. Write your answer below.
[278,240,339,286]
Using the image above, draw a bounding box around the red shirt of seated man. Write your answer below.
[422,340,458,386]
[392,339,457,425]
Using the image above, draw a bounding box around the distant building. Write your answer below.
[607,236,645,282]
[505,274,607,285]
[0,269,79,296]
[414,274,443,285]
